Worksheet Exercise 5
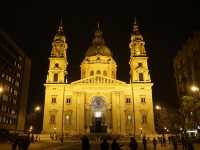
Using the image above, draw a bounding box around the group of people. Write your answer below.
[81,135,195,150]
[81,135,139,150]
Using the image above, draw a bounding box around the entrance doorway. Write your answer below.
[90,97,107,133]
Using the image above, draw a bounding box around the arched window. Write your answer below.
[53,73,58,82]
[139,73,144,81]
[90,71,94,76]
[112,71,115,78]
[55,63,59,68]
[96,70,101,75]
[103,70,107,76]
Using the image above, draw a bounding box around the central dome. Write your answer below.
[85,27,112,57]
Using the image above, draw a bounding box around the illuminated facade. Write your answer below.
[43,21,155,136]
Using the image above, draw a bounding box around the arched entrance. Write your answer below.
[90,96,107,133]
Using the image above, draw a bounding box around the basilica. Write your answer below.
[42,20,155,136]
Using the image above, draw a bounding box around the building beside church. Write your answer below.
[174,32,200,99]
[43,20,155,136]
[0,29,31,131]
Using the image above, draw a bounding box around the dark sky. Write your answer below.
[1,1,199,110]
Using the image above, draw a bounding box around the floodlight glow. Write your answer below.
[95,111,102,118]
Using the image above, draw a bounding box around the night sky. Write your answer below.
[1,1,199,111]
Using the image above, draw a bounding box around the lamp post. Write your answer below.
[190,85,199,130]
[155,105,161,133]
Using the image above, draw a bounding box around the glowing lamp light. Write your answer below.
[0,87,3,93]
[95,111,102,118]
[155,105,161,110]
[29,125,33,132]
[66,115,69,120]
[34,106,41,112]
[191,85,199,92]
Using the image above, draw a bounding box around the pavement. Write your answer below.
[1,140,200,150]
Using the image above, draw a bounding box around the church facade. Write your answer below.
[42,21,155,136]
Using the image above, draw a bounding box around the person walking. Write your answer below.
[100,138,109,150]
[142,136,147,150]
[152,137,157,150]
[172,137,178,150]
[81,135,90,150]
[111,138,121,150]
[129,137,138,150]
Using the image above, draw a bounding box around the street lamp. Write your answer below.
[34,106,41,112]
[155,105,162,133]
[155,105,161,110]
[191,85,199,92]
[0,87,3,93]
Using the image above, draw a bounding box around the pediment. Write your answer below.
[71,75,126,85]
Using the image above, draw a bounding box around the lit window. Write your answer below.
[139,73,144,81]
[15,81,20,87]
[1,73,5,78]
[14,90,18,96]
[8,76,12,82]
[53,73,58,82]
[2,95,8,101]
[17,73,20,78]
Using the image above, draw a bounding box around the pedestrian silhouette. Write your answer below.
[129,137,138,150]
[111,138,121,150]
[142,136,147,150]
[100,138,109,150]
[81,135,90,150]
[152,137,157,150]
[172,137,177,150]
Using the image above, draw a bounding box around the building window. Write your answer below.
[96,70,101,75]
[103,70,107,76]
[142,115,147,124]
[90,71,94,76]
[15,81,20,87]
[138,63,143,67]
[50,115,56,124]
[52,97,57,104]
[16,73,20,78]
[53,73,58,82]
[139,73,144,81]
[112,71,115,78]
[141,97,146,103]
[55,63,59,68]
[66,98,71,104]
[14,90,18,96]
[126,98,131,104]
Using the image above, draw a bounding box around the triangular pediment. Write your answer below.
[71,75,126,85]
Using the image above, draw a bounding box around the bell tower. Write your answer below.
[129,19,151,83]
[46,20,68,83]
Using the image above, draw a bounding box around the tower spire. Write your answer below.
[58,17,64,33]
